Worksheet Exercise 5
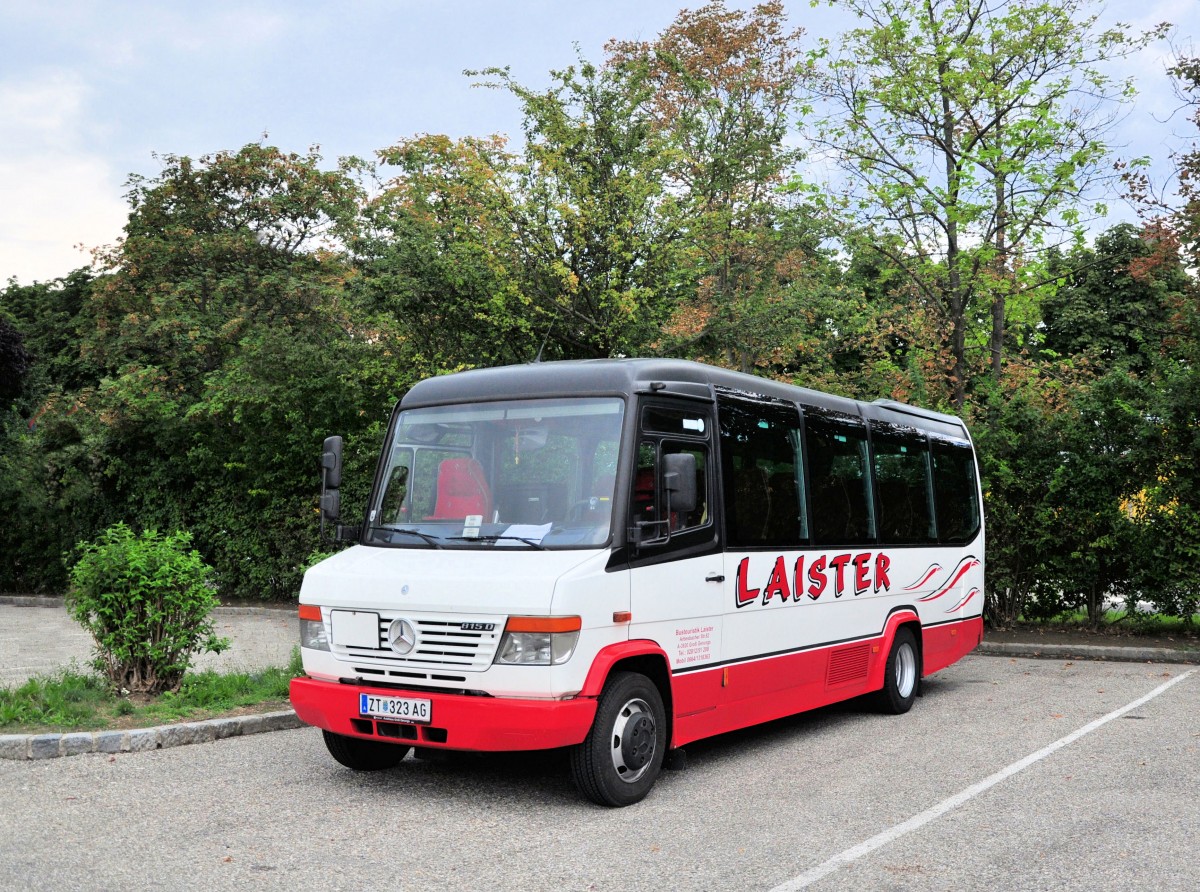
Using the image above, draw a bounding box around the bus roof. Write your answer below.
[400,359,969,439]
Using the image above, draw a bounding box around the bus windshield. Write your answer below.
[366,397,624,550]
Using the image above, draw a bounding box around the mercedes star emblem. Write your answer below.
[387,618,417,655]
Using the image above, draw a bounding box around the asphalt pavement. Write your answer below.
[3,656,1196,892]
[4,598,1197,892]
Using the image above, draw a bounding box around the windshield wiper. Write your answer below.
[369,527,444,549]
[448,534,546,550]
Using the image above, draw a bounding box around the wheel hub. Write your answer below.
[621,714,655,770]
[610,698,658,783]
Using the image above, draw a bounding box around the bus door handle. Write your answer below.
[706,573,725,583]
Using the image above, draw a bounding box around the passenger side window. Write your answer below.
[871,421,935,544]
[804,406,875,545]
[631,404,712,543]
[717,392,807,547]
[931,438,981,543]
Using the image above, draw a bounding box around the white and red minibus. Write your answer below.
[290,359,984,806]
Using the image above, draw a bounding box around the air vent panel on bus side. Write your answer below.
[826,643,871,687]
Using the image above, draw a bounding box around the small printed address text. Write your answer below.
[674,625,714,666]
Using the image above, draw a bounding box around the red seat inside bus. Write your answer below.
[429,458,492,520]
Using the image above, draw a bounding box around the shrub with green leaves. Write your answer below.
[66,523,229,695]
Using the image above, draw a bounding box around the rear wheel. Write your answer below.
[322,730,410,771]
[570,671,666,807]
[876,627,920,714]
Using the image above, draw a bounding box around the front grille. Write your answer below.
[332,611,504,673]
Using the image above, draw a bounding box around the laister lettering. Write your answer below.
[761,555,792,604]
[828,554,852,597]
[735,556,759,608]
[874,552,891,593]
[852,552,872,595]
[807,555,828,599]
[731,551,897,609]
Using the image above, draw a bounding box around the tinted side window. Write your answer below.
[717,393,806,547]
[805,407,875,545]
[932,439,981,543]
[871,421,935,544]
[632,402,713,545]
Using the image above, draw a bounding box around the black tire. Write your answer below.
[570,671,667,807]
[322,730,410,771]
[876,627,920,715]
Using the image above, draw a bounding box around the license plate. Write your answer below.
[359,693,432,724]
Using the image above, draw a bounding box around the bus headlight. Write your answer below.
[299,604,330,651]
[494,616,581,666]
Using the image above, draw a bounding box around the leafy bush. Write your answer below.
[66,523,229,694]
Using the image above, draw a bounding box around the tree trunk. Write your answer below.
[991,171,1008,379]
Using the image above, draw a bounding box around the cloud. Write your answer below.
[0,71,127,284]
[138,6,291,56]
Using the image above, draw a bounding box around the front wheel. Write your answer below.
[876,627,920,714]
[570,671,667,807]
[322,730,410,771]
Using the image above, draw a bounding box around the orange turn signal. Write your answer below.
[504,615,582,633]
[298,604,323,621]
[613,611,632,624]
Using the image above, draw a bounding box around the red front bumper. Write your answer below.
[290,676,598,752]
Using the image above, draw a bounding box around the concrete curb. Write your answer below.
[0,595,66,608]
[976,641,1199,665]
[0,709,303,761]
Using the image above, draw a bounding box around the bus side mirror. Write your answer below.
[320,436,345,542]
[663,452,697,515]
[320,435,344,491]
[320,488,341,522]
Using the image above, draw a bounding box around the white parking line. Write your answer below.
[768,668,1197,891]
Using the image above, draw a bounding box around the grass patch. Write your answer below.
[0,647,303,734]
[1015,609,1200,639]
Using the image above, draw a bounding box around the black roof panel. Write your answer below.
[400,359,969,438]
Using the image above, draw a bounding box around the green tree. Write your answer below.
[0,271,108,592]
[1115,56,1200,622]
[978,219,1194,625]
[50,144,388,600]
[1032,370,1150,626]
[969,369,1074,627]
[87,144,362,386]
[355,134,533,375]
[0,315,30,405]
[608,0,819,373]
[1042,224,1190,372]
[472,52,683,359]
[0,270,98,397]
[1125,353,1200,624]
[813,0,1161,407]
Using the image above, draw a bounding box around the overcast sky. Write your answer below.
[1,0,1196,286]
